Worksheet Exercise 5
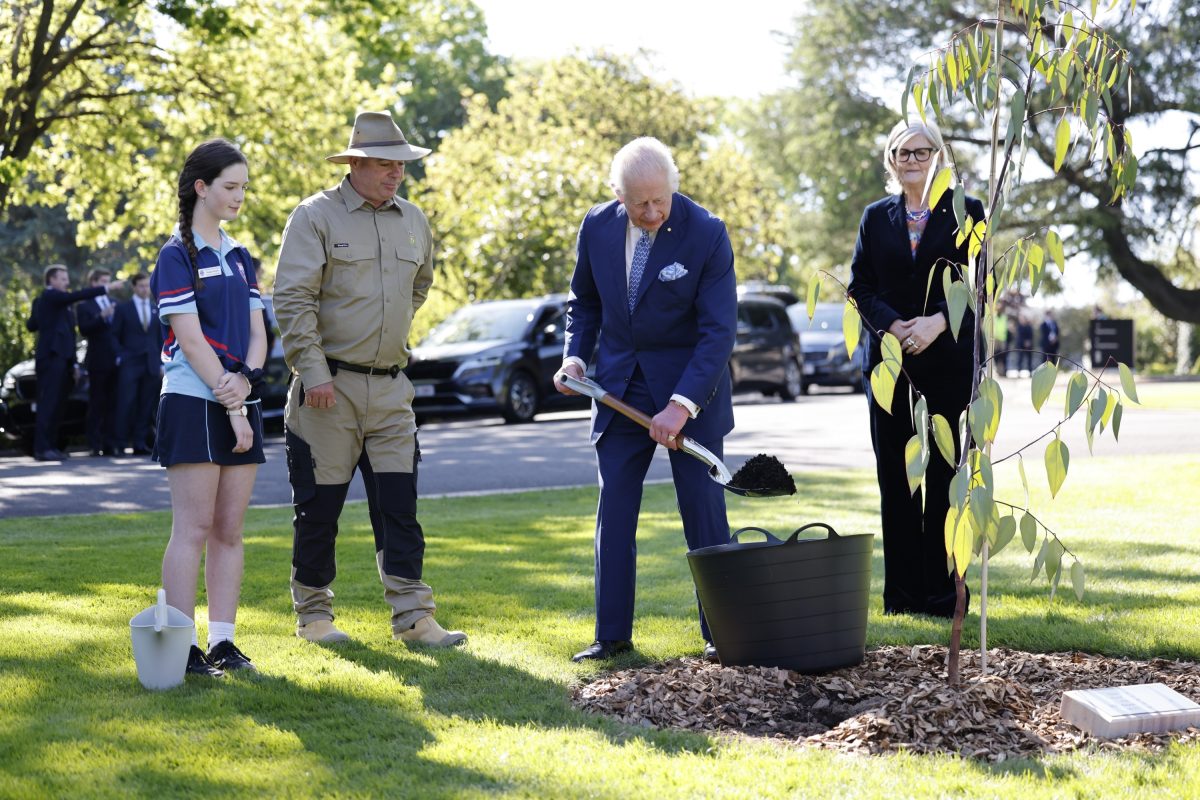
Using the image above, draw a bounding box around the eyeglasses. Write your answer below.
[893,147,937,163]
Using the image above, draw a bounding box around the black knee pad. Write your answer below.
[368,472,424,580]
[292,482,350,588]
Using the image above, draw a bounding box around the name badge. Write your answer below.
[198,266,222,279]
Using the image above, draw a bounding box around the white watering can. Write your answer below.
[129,588,193,690]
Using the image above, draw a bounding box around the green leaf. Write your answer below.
[1118,361,1139,403]
[927,166,953,210]
[905,435,924,495]
[1065,371,1088,416]
[950,463,971,509]
[978,377,1003,442]
[1045,538,1065,583]
[1020,512,1038,553]
[952,184,966,229]
[1031,538,1048,581]
[914,396,929,462]
[993,514,1017,556]
[1045,438,1070,498]
[1071,560,1085,601]
[806,279,819,322]
[1005,89,1027,151]
[931,413,956,467]
[946,281,970,341]
[842,301,860,359]
[881,332,903,365]
[969,395,994,445]
[1018,455,1030,505]
[1054,114,1071,171]
[1101,390,1118,430]
[945,505,973,578]
[1112,400,1124,441]
[1031,360,1058,412]
[870,360,898,415]
[1046,229,1065,274]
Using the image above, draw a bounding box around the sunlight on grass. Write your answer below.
[2,456,1199,797]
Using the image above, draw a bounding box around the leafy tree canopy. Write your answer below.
[748,0,1199,322]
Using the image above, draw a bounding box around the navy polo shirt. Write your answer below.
[152,228,264,402]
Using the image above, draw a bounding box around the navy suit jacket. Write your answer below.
[35,285,106,361]
[564,193,737,443]
[112,299,163,376]
[76,296,119,371]
[848,192,985,384]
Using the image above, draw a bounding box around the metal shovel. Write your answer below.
[555,372,793,498]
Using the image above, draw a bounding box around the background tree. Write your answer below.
[415,53,792,340]
[754,0,1199,323]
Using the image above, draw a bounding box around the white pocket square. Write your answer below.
[658,262,689,281]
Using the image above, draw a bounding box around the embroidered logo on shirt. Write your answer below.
[230,256,247,283]
[197,266,222,279]
[658,263,689,282]
[333,242,350,248]
[409,234,417,246]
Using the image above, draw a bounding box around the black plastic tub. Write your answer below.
[687,523,874,673]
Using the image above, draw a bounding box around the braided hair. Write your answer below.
[176,138,246,291]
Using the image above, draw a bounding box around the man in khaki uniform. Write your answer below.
[274,110,466,647]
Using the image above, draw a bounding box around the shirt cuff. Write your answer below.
[562,356,587,372]
[670,394,699,418]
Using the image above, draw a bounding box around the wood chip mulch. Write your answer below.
[572,645,1200,761]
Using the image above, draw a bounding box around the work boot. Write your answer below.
[394,616,467,648]
[296,619,350,643]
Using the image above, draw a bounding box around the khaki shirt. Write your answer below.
[274,177,434,388]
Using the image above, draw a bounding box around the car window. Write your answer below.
[422,302,539,345]
[740,304,777,332]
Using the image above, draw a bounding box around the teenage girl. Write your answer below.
[151,138,267,677]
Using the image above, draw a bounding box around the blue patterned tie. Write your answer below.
[628,228,651,312]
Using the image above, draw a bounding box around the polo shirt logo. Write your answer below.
[409,234,416,246]
[333,242,350,248]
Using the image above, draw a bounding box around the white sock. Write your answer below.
[191,628,199,647]
[208,621,236,648]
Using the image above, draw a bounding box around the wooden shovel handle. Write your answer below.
[597,393,654,430]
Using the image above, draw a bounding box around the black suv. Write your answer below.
[404,295,589,424]
[788,301,864,393]
[732,294,805,401]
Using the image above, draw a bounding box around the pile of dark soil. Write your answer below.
[573,645,1200,761]
[729,454,796,495]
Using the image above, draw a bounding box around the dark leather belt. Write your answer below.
[327,358,401,378]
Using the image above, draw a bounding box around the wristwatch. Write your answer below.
[227,406,247,417]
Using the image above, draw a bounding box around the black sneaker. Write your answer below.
[207,640,257,672]
[186,645,225,678]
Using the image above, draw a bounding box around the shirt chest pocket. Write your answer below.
[328,245,377,292]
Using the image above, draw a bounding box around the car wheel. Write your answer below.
[501,370,539,424]
[778,357,803,402]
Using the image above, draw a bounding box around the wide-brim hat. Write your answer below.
[326,111,431,164]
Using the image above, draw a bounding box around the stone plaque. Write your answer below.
[1061,682,1200,739]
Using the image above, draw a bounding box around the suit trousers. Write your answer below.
[592,374,729,642]
[116,364,160,449]
[85,368,118,452]
[34,356,73,454]
[865,369,970,617]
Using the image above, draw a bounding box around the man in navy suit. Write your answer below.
[32,265,124,460]
[555,137,737,663]
[75,269,120,456]
[111,273,163,455]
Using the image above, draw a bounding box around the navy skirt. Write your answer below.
[154,393,266,467]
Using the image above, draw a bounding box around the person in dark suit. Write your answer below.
[555,137,737,662]
[32,265,124,461]
[1016,312,1035,374]
[75,268,120,456]
[1039,309,1060,366]
[848,119,982,618]
[112,273,164,455]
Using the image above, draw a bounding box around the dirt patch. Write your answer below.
[572,645,1200,761]
[728,453,796,495]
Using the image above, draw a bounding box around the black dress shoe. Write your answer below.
[571,640,632,662]
[703,641,719,663]
[186,645,225,678]
[208,640,257,672]
[131,447,153,456]
[33,449,68,462]
[89,449,104,457]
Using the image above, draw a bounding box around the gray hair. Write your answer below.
[609,137,680,197]
[883,119,946,194]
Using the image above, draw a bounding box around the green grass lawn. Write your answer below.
[2,454,1199,798]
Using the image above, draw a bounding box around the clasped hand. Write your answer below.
[214,371,251,408]
[888,314,947,356]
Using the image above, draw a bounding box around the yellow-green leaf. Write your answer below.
[881,332,904,365]
[1112,400,1124,441]
[806,279,819,322]
[1065,371,1088,416]
[1030,360,1058,412]
[1046,229,1065,274]
[905,435,924,495]
[927,166,953,210]
[931,413,956,466]
[1018,454,1030,505]
[945,505,973,578]
[1118,361,1139,403]
[870,360,897,415]
[994,515,1017,556]
[1070,560,1085,601]
[1054,114,1071,171]
[946,281,970,341]
[1045,538,1065,583]
[842,301,860,359]
[1045,438,1070,498]
[1020,512,1037,553]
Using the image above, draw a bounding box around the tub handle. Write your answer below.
[785,522,838,543]
[729,526,782,544]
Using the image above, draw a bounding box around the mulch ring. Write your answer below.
[572,645,1200,761]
